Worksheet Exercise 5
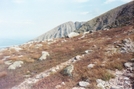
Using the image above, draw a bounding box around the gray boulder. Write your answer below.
[124,62,134,68]
[39,51,50,61]
[61,65,74,77]
[68,32,79,38]
[8,61,24,70]
[78,81,90,87]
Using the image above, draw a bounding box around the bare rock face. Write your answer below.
[75,1,134,33]
[33,21,84,41]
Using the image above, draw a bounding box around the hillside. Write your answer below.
[33,21,84,41]
[0,1,134,89]
[75,1,134,33]
[0,25,133,89]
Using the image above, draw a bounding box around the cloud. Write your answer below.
[120,0,133,2]
[0,20,7,24]
[73,0,89,3]
[12,0,25,4]
[80,11,89,15]
[104,0,116,4]
[104,0,133,4]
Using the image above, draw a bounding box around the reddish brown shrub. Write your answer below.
[0,71,7,78]
[0,60,4,64]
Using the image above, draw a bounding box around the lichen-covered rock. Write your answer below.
[39,51,49,61]
[8,61,23,70]
[61,65,74,77]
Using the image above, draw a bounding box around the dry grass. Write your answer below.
[0,25,133,89]
[0,71,7,78]
[0,60,4,64]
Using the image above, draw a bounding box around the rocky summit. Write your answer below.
[33,21,84,41]
[0,1,134,89]
[75,1,134,33]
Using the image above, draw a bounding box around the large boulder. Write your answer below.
[39,51,50,61]
[8,61,23,70]
[61,65,74,77]
[68,32,79,38]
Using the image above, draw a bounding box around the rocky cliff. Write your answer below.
[75,1,134,33]
[33,21,84,41]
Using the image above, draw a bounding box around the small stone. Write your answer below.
[131,58,134,61]
[85,50,92,54]
[72,87,85,89]
[97,83,105,89]
[111,85,123,89]
[87,64,95,68]
[24,75,31,78]
[4,60,13,65]
[61,82,65,85]
[55,85,61,89]
[96,79,105,85]
[79,81,90,87]
[124,62,133,68]
[75,55,82,60]
[124,77,129,80]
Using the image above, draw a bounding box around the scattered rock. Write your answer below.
[121,38,134,53]
[78,81,90,87]
[10,46,22,52]
[131,58,134,62]
[85,50,92,54]
[39,51,50,61]
[8,61,23,70]
[97,83,105,89]
[24,75,31,78]
[111,85,123,89]
[75,55,82,60]
[55,85,61,89]
[68,32,79,38]
[61,65,74,77]
[4,60,13,65]
[87,64,95,68]
[124,62,133,68]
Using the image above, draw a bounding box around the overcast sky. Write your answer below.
[0,0,133,47]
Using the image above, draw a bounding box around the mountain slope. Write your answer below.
[33,21,84,41]
[75,1,134,33]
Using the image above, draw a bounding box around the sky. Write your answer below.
[0,0,133,47]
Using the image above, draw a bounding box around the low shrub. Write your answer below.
[0,71,7,78]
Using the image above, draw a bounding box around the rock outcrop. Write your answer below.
[75,1,134,33]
